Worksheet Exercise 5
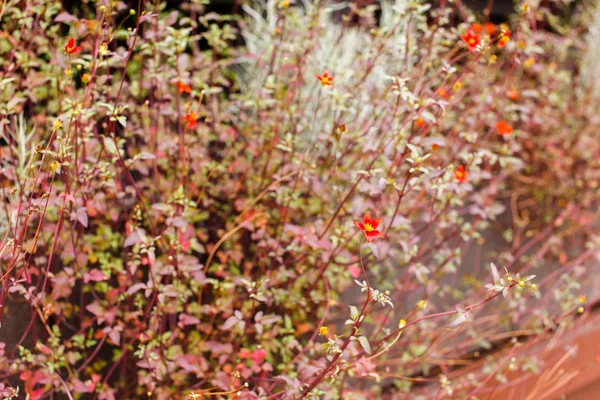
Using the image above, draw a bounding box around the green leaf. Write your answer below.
[349,305,360,320]
[357,336,371,354]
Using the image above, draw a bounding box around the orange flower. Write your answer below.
[461,29,481,52]
[471,23,482,34]
[316,71,334,87]
[455,164,468,183]
[524,57,535,68]
[507,88,519,101]
[498,26,510,48]
[485,22,496,35]
[64,37,82,55]
[174,80,191,94]
[496,120,513,136]
[338,124,347,132]
[354,213,385,243]
[182,111,198,129]
[431,144,440,152]
[415,118,427,128]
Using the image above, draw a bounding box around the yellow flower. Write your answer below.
[318,326,328,336]
[577,307,584,314]
[82,73,90,83]
[398,319,407,328]
[281,0,289,8]
[524,57,535,68]
[453,81,462,91]
[65,68,73,76]
[52,119,62,131]
[51,160,60,174]
[73,104,83,116]
[522,3,529,12]
[417,300,427,309]
[99,43,109,57]
[579,295,587,304]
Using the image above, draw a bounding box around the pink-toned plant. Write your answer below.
[0,0,599,399]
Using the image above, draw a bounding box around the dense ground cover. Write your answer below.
[1,0,599,398]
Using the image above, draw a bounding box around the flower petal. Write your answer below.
[369,217,383,229]
[366,230,385,240]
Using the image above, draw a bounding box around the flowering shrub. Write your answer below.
[0,0,599,398]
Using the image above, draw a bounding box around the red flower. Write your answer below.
[485,22,496,35]
[354,213,385,243]
[415,118,427,128]
[496,120,513,136]
[174,80,191,94]
[507,88,519,101]
[64,37,82,55]
[461,29,481,52]
[316,71,334,87]
[455,164,468,183]
[182,111,198,129]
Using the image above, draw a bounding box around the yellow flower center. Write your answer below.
[364,223,374,232]
[469,38,476,45]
